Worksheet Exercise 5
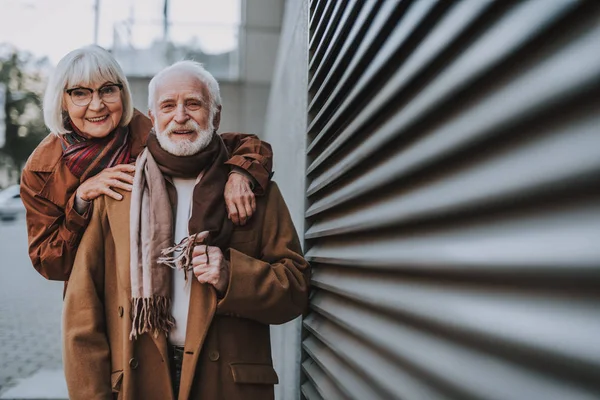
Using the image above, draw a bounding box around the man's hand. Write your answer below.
[224,172,256,226]
[191,231,230,296]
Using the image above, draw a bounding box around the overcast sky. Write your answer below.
[0,0,240,65]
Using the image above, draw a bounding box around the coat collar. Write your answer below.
[128,109,152,157]
[25,134,80,206]
[25,133,63,172]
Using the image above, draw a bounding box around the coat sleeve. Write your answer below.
[220,132,273,195]
[62,197,112,400]
[20,168,91,281]
[216,183,310,324]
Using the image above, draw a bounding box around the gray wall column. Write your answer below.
[263,1,308,399]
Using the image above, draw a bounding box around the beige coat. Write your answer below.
[62,182,310,400]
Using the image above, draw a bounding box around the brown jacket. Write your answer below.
[21,109,273,282]
[63,182,310,400]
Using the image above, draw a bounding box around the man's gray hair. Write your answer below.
[147,61,222,115]
[43,45,134,135]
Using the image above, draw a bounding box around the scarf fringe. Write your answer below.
[158,233,201,278]
[129,296,175,340]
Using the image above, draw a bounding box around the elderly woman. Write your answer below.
[20,45,273,283]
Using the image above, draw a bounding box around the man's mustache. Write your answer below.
[164,120,201,135]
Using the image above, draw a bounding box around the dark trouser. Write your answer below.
[170,345,185,398]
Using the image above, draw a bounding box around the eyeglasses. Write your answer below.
[65,83,123,107]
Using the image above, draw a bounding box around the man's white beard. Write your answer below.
[155,119,214,156]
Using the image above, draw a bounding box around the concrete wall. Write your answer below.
[262,1,308,399]
[237,0,284,135]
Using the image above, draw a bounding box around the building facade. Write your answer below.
[117,0,283,136]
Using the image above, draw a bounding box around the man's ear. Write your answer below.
[148,109,155,125]
[213,105,222,131]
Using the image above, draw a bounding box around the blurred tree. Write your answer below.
[0,47,50,183]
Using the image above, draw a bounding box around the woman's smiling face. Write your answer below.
[63,81,123,139]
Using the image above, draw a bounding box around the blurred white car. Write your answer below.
[0,184,26,221]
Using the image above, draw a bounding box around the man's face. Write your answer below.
[149,71,216,156]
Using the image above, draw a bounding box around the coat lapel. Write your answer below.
[107,180,215,400]
[129,109,152,157]
[151,333,171,384]
[178,279,216,400]
[107,193,172,374]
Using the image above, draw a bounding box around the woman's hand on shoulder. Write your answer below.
[224,172,256,226]
[76,164,136,201]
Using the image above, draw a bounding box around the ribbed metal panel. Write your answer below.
[303,1,600,399]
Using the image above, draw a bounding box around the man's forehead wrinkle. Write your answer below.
[157,93,205,104]
[157,95,174,105]
[186,93,206,102]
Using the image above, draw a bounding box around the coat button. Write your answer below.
[208,350,220,362]
[118,306,124,317]
[129,358,139,369]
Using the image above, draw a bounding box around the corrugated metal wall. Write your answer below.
[301,0,600,399]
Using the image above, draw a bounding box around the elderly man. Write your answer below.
[62,61,310,400]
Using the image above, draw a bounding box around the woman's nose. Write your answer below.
[88,92,105,110]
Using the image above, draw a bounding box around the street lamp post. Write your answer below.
[94,0,100,44]
[163,0,169,41]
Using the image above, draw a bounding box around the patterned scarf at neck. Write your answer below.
[60,119,132,181]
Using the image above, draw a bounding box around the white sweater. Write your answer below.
[169,177,197,346]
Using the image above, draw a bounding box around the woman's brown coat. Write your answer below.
[62,182,309,400]
[20,110,273,282]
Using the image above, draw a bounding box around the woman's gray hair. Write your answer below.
[43,45,134,135]
[148,61,221,115]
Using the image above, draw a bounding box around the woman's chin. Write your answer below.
[82,125,115,139]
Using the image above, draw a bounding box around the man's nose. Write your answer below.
[174,104,189,123]
[88,92,105,111]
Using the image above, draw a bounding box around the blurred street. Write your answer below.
[0,218,65,396]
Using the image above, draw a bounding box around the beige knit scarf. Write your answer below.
[129,148,175,339]
[128,132,232,340]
